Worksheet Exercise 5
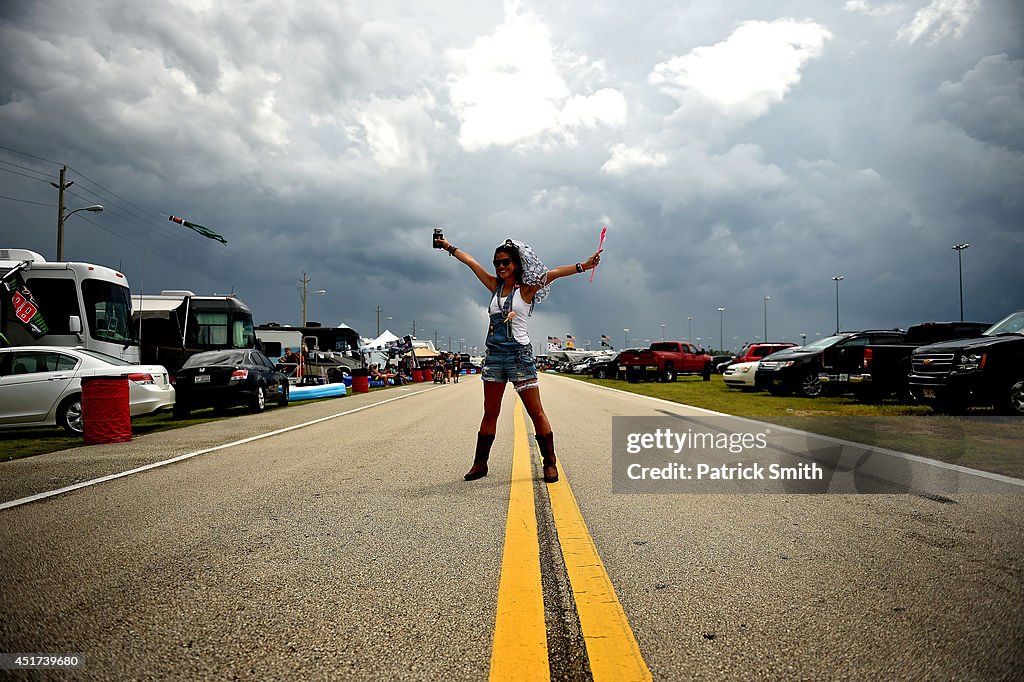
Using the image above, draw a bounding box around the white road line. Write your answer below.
[0,386,443,512]
[543,373,1024,488]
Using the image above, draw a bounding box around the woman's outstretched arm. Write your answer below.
[521,249,602,299]
[436,237,497,291]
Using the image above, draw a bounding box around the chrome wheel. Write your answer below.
[58,396,84,435]
[799,373,822,398]
[1005,379,1024,415]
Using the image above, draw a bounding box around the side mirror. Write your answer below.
[68,316,83,334]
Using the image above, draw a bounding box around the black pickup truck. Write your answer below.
[756,330,905,398]
[818,321,991,402]
[908,310,1024,414]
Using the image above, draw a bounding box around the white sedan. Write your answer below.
[0,346,175,435]
[722,360,760,390]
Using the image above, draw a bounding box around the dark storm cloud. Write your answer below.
[0,0,1020,353]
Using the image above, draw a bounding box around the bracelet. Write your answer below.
[575,262,584,273]
[448,245,458,256]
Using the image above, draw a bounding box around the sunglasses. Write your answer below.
[492,257,513,267]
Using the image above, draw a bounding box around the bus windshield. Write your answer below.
[83,279,137,346]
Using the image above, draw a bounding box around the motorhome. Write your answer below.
[0,248,139,361]
[132,290,255,373]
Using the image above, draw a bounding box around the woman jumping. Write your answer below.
[435,235,601,483]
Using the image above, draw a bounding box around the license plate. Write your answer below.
[618,366,626,371]
[923,388,935,399]
[839,374,848,382]
[646,365,656,371]
[194,375,211,383]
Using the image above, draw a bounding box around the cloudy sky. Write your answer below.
[1,0,1021,354]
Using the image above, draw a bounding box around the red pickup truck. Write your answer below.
[618,342,713,382]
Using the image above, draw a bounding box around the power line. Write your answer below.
[0,142,265,286]
[0,143,60,166]
[0,194,52,208]
[0,158,56,182]
[0,164,55,185]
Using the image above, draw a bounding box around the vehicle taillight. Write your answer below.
[862,348,873,370]
[128,373,155,384]
[230,369,249,381]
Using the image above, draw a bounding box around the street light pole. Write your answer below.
[832,276,844,333]
[686,316,692,342]
[300,273,325,326]
[623,328,629,349]
[53,165,70,261]
[952,243,970,321]
[660,323,666,341]
[717,307,726,354]
[763,296,770,342]
[52,165,104,261]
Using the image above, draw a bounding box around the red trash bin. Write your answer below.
[424,368,433,381]
[352,368,369,393]
[81,375,132,444]
[412,369,423,382]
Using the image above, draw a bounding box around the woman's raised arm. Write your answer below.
[436,237,497,291]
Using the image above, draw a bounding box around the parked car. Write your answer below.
[0,346,174,435]
[756,330,905,398]
[619,342,713,382]
[569,356,599,375]
[590,349,641,380]
[908,309,1024,414]
[722,360,760,390]
[171,349,289,418]
[711,354,735,373]
[819,321,991,402]
[719,342,799,373]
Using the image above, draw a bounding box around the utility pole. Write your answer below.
[375,305,384,336]
[411,320,417,338]
[52,165,72,261]
[301,272,311,326]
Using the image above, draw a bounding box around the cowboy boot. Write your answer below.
[465,432,495,481]
[536,432,558,483]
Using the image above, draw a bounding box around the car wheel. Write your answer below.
[57,395,84,435]
[251,385,267,412]
[702,363,712,381]
[798,372,822,398]
[594,368,608,379]
[661,365,676,383]
[997,378,1024,415]
[279,382,290,406]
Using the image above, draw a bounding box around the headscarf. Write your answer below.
[500,239,550,312]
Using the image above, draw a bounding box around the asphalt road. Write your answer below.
[0,375,1021,680]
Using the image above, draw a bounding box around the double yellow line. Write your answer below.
[490,400,651,681]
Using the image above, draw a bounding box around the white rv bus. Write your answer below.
[0,248,139,362]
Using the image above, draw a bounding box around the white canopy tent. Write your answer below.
[359,330,402,367]
[360,330,401,351]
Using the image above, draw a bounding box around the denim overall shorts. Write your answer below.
[482,285,537,383]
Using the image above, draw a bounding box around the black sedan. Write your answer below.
[172,349,289,418]
[590,350,641,380]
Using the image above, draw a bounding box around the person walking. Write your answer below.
[435,236,601,483]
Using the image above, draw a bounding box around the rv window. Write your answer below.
[23,277,79,335]
[232,318,253,349]
[83,280,134,344]
[195,313,229,346]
